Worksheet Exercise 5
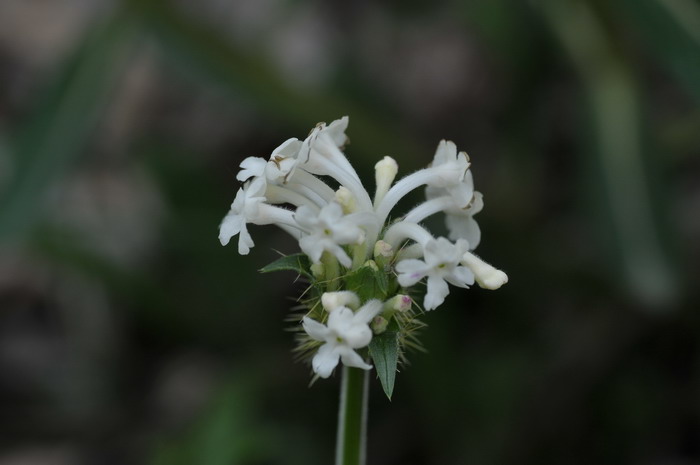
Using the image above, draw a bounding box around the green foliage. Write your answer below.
[259,252,312,278]
[368,319,401,400]
[0,13,139,240]
[344,261,390,302]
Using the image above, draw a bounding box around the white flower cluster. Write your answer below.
[219,116,507,378]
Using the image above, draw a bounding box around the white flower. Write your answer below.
[444,191,483,249]
[237,138,304,185]
[395,237,474,310]
[265,138,304,182]
[295,202,366,267]
[218,178,266,254]
[298,117,349,166]
[429,140,472,208]
[302,299,382,378]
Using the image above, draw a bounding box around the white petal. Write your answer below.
[272,138,302,158]
[237,157,267,182]
[218,212,242,246]
[299,235,324,263]
[324,116,349,147]
[327,307,355,331]
[312,343,340,378]
[237,224,254,255]
[446,215,481,249]
[396,259,428,287]
[342,324,372,349]
[447,182,474,209]
[302,317,330,341]
[337,346,372,371]
[445,266,475,288]
[353,300,382,325]
[326,242,352,268]
[294,205,317,231]
[424,275,449,310]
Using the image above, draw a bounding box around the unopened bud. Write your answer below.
[385,294,412,313]
[374,156,399,205]
[371,316,388,334]
[362,259,379,272]
[310,262,325,279]
[461,251,508,290]
[373,240,394,259]
[334,187,357,214]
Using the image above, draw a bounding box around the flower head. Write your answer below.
[218,116,507,387]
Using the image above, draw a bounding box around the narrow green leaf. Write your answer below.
[616,0,700,104]
[259,253,312,278]
[0,12,139,241]
[368,320,400,400]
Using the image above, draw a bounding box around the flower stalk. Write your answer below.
[335,366,369,465]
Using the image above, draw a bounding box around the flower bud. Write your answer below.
[374,156,398,205]
[373,240,394,259]
[371,316,388,334]
[385,294,412,313]
[461,251,508,290]
[310,262,325,279]
[334,186,357,214]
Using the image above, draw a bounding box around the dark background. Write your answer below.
[0,0,699,464]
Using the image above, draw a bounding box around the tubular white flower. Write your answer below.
[395,237,474,310]
[219,178,300,254]
[295,202,367,267]
[461,250,508,290]
[429,140,472,207]
[265,184,321,211]
[375,140,471,226]
[218,178,266,254]
[382,221,435,250]
[302,299,383,378]
[297,118,374,213]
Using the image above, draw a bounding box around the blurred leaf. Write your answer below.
[368,319,400,400]
[128,0,421,160]
[616,0,700,103]
[540,0,680,309]
[151,377,277,465]
[0,12,139,241]
[260,252,312,278]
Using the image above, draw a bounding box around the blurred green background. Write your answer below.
[0,0,698,464]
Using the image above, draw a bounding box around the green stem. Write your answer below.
[335,366,369,465]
